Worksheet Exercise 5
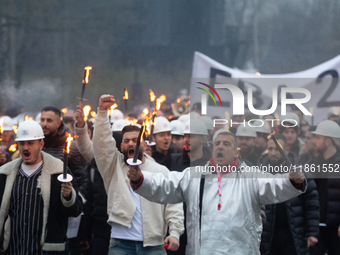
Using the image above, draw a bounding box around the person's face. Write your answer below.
[183,134,205,152]
[18,139,44,165]
[282,128,298,146]
[121,131,144,162]
[313,135,328,154]
[154,131,171,152]
[304,131,315,152]
[2,130,13,143]
[255,134,267,148]
[237,136,255,156]
[213,134,237,166]
[267,139,286,163]
[172,135,184,148]
[40,111,61,136]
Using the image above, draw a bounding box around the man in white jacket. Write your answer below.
[127,128,307,255]
[92,94,184,255]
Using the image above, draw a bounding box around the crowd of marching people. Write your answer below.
[1,93,340,255]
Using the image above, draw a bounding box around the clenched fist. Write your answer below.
[99,94,116,111]
[289,166,305,185]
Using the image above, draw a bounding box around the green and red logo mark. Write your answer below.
[196,82,223,106]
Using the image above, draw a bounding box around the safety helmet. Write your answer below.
[15,120,45,141]
[311,120,340,145]
[200,115,214,131]
[183,119,208,136]
[235,124,257,138]
[252,120,271,134]
[281,112,300,127]
[111,119,129,132]
[1,116,14,131]
[153,117,172,134]
[35,113,41,123]
[110,109,124,124]
[170,120,184,136]
[178,114,190,125]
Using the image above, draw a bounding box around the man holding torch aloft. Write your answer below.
[0,120,82,254]
[92,94,184,254]
[127,129,307,255]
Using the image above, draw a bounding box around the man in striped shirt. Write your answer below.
[0,120,82,254]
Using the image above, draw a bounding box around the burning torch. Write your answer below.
[149,89,156,109]
[78,66,92,108]
[126,123,145,166]
[146,113,156,146]
[58,132,74,182]
[267,132,292,166]
[123,88,129,115]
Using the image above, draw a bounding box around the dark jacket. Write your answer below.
[0,152,82,252]
[298,150,318,166]
[259,153,320,255]
[42,122,87,194]
[81,159,111,242]
[168,145,211,172]
[152,142,182,165]
[312,148,340,227]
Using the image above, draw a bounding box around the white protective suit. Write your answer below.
[134,161,306,255]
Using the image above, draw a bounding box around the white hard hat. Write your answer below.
[1,116,13,131]
[178,114,190,125]
[200,115,214,131]
[183,119,208,136]
[170,120,184,136]
[111,119,129,132]
[15,120,45,141]
[153,117,172,134]
[35,113,41,123]
[110,109,124,123]
[311,120,340,145]
[235,124,257,138]
[253,120,271,134]
[281,112,300,127]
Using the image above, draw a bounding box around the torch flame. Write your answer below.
[332,107,340,115]
[8,144,17,152]
[65,132,73,154]
[149,89,156,102]
[309,107,314,116]
[61,108,68,114]
[0,118,3,134]
[108,104,118,116]
[267,131,276,139]
[90,111,96,118]
[177,98,181,103]
[83,66,92,84]
[125,117,138,125]
[83,105,91,121]
[156,95,166,111]
[12,125,18,134]
[140,122,146,142]
[25,115,29,121]
[123,89,129,100]
[264,149,268,154]
[186,100,190,106]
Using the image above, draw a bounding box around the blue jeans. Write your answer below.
[108,238,166,255]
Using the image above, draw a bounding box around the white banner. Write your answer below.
[190,52,340,124]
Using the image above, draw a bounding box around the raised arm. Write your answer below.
[92,95,120,181]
